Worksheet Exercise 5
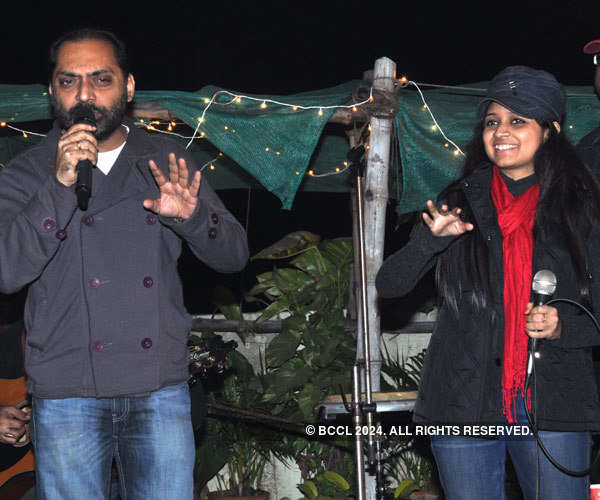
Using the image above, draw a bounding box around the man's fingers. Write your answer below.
[148,160,167,187]
[177,157,190,189]
[189,171,201,198]
[143,199,160,212]
[168,153,179,185]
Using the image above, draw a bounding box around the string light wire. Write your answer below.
[185,88,374,149]
[407,80,465,156]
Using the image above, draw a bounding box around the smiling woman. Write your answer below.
[376,65,600,500]
[482,102,549,180]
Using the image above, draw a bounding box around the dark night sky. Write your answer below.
[3,2,600,312]
[3,2,600,92]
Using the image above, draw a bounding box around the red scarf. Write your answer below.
[490,166,539,423]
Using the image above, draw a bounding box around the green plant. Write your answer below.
[195,349,289,496]
[246,234,358,483]
[289,469,351,500]
[380,348,436,497]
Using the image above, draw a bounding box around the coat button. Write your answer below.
[43,218,56,231]
[463,181,470,188]
[83,215,94,226]
[143,276,154,288]
[55,229,67,240]
[141,337,153,349]
[89,277,100,288]
[93,341,105,352]
[208,228,217,240]
[486,235,492,241]
[146,214,157,225]
[211,213,219,224]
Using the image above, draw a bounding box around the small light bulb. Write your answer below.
[0,122,6,127]
[569,125,573,129]
[453,150,460,156]
[444,143,449,148]
[200,132,206,137]
[265,147,270,152]
[276,151,281,155]
[292,105,298,111]
[23,132,28,138]
[343,161,349,166]
[210,164,215,170]
[335,167,340,172]
[308,170,314,176]
[224,126,229,130]
[197,117,204,123]
[369,95,374,102]
[167,125,173,132]
[422,105,428,110]
[218,152,224,157]
[295,171,300,175]
[430,125,437,131]
[260,101,267,109]
[318,108,324,116]
[352,106,358,112]
[235,96,242,103]
[368,125,372,132]
[203,98,210,104]
[399,76,408,83]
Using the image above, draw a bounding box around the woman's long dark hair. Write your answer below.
[436,119,600,315]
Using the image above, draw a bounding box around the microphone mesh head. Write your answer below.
[532,269,557,296]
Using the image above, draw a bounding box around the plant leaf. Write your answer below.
[394,478,419,498]
[322,471,350,490]
[266,330,300,368]
[251,231,321,260]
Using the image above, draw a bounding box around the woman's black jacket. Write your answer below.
[376,167,600,431]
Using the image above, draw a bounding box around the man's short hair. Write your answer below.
[49,28,129,80]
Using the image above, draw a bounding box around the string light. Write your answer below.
[185,87,374,149]
[408,80,465,157]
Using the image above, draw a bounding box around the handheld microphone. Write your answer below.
[72,107,96,211]
[527,270,557,374]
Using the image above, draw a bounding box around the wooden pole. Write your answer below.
[360,57,396,392]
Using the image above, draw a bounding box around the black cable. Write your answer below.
[524,297,600,479]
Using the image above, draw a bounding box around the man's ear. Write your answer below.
[126,74,135,103]
[48,84,53,97]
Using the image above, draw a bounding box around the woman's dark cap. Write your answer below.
[478,65,566,123]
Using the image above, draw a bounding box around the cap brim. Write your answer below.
[477,97,536,120]
[583,40,600,54]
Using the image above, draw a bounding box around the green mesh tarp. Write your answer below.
[1,82,600,213]
[0,82,361,209]
[396,84,600,214]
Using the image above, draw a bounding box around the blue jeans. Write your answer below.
[31,382,195,500]
[430,396,590,500]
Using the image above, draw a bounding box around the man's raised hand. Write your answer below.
[143,153,201,220]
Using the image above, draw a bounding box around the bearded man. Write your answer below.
[0,29,249,499]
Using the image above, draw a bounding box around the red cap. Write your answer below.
[583,39,600,54]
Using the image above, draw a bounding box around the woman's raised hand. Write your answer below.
[422,200,474,237]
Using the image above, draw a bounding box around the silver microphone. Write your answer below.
[527,270,557,375]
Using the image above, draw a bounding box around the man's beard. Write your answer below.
[50,89,128,141]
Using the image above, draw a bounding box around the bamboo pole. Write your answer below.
[360,57,396,392]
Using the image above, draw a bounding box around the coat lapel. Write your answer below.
[85,123,159,216]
